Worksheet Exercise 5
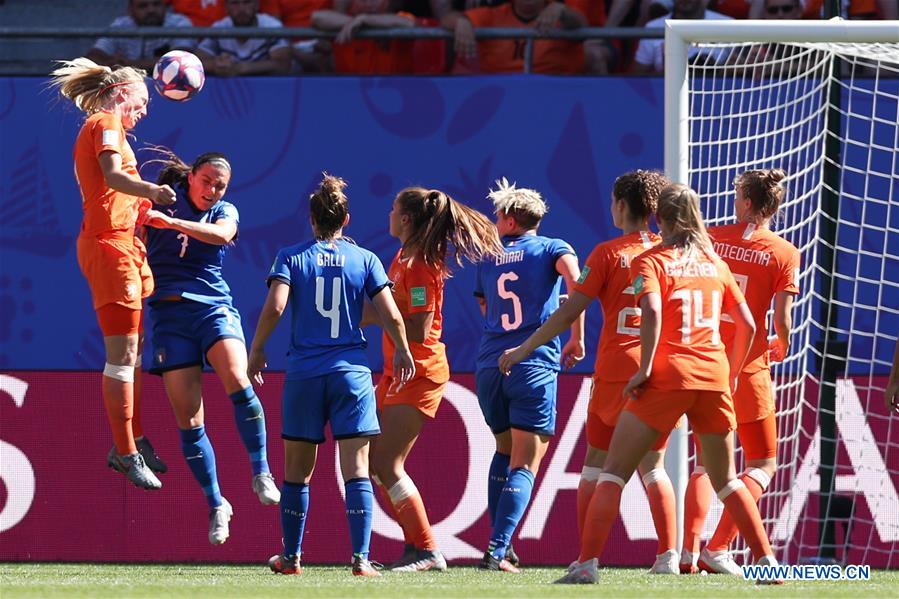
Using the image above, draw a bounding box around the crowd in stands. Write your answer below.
[87,0,898,75]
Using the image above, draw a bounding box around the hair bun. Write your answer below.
[766,168,786,185]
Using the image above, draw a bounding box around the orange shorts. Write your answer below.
[96,303,143,336]
[588,378,628,429]
[733,368,775,424]
[376,375,446,419]
[625,388,736,436]
[587,409,671,452]
[737,412,777,461]
[77,233,153,310]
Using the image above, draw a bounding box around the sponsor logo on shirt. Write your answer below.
[410,286,427,307]
[633,274,644,294]
[576,265,591,285]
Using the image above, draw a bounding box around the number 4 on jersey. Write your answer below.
[316,276,341,338]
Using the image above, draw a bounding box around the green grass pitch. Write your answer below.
[2,563,897,598]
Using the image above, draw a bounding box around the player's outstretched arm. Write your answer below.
[371,287,416,387]
[886,339,899,415]
[556,253,586,370]
[498,290,591,375]
[248,280,289,386]
[725,301,756,392]
[623,292,661,399]
[99,151,176,205]
[143,213,237,245]
[769,291,795,362]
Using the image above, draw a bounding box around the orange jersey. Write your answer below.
[381,250,449,382]
[574,231,660,382]
[710,223,800,374]
[260,0,330,26]
[631,245,745,392]
[465,2,585,74]
[166,0,227,26]
[73,112,147,238]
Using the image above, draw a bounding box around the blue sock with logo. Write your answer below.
[344,477,374,558]
[179,426,222,510]
[280,481,309,558]
[488,467,536,560]
[488,452,511,526]
[229,386,270,476]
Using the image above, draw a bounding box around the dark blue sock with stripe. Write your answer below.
[489,467,536,560]
[344,477,374,558]
[280,481,309,558]
[488,452,511,526]
[179,426,222,509]
[229,386,270,476]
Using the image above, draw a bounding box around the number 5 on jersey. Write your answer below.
[497,272,522,331]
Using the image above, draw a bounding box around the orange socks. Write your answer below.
[707,469,769,552]
[577,467,602,539]
[682,467,713,555]
[718,479,773,560]
[578,475,625,562]
[642,468,677,554]
[375,477,414,546]
[101,365,136,455]
[388,476,435,551]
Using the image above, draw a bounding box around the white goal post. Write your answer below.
[663,20,899,566]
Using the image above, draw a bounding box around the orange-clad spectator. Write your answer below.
[166,0,228,26]
[260,0,334,72]
[312,0,418,74]
[441,0,588,74]
[755,0,896,19]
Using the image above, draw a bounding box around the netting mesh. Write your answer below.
[684,40,899,567]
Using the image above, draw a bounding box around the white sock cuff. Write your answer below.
[134,356,142,368]
[103,362,134,383]
[717,478,746,502]
[693,466,707,475]
[744,468,771,491]
[598,473,626,488]
[388,476,418,504]
[641,468,670,487]
[581,466,602,482]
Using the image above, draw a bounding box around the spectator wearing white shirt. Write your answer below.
[196,0,292,76]
[87,0,194,71]
[633,0,731,74]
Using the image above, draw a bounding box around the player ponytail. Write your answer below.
[612,170,669,221]
[657,183,715,260]
[145,146,232,189]
[396,187,503,273]
[488,177,548,231]
[310,173,349,240]
[48,57,146,114]
[735,168,787,222]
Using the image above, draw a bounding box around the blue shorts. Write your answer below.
[148,300,245,374]
[282,370,380,444]
[476,364,558,436]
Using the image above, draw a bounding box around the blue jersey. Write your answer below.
[475,234,575,370]
[146,186,238,305]
[268,238,391,380]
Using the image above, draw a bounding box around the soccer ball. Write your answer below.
[152,50,205,102]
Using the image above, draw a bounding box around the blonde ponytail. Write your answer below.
[48,57,146,114]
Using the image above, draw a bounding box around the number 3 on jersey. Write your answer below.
[720,273,748,323]
[497,272,522,331]
[316,276,341,338]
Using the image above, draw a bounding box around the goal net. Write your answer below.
[664,20,899,568]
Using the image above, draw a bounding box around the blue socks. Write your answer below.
[489,467,536,560]
[344,478,374,558]
[488,452,511,526]
[229,386,270,476]
[179,426,222,509]
[280,481,309,558]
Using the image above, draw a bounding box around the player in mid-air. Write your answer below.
[249,174,415,576]
[500,171,681,574]
[140,149,280,545]
[680,168,800,574]
[364,187,502,572]
[474,178,585,572]
[558,183,782,584]
[49,57,176,490]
